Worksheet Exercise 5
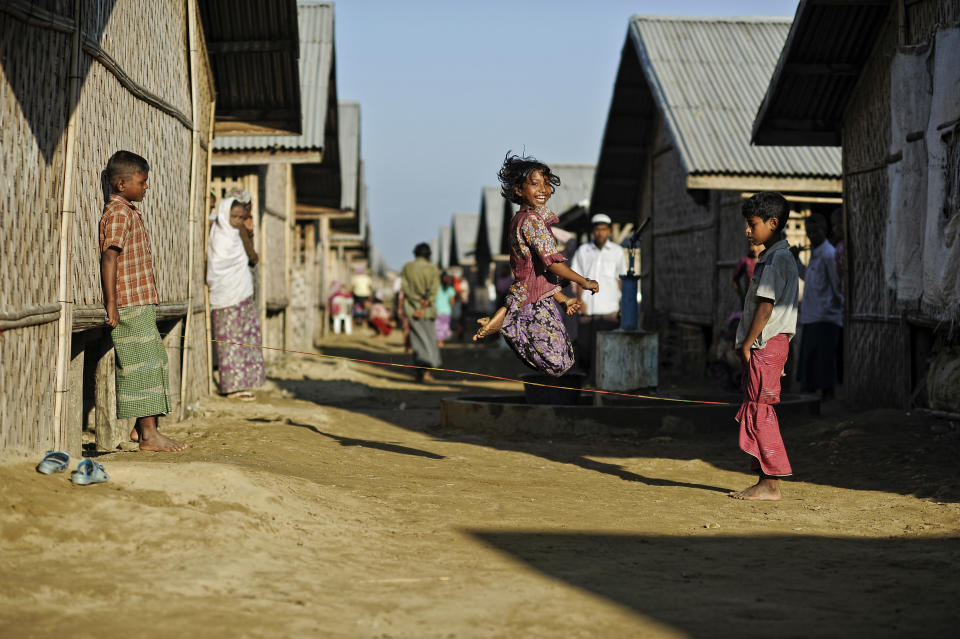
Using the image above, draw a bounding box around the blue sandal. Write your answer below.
[72,459,109,485]
[36,451,70,475]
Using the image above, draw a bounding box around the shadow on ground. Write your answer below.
[270,341,960,503]
[467,531,960,637]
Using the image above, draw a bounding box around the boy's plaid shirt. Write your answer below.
[99,194,159,307]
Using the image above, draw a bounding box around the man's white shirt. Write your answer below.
[570,240,627,315]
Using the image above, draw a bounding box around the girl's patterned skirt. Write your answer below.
[501,295,574,377]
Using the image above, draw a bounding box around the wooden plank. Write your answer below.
[94,342,133,451]
[211,150,322,165]
[686,174,843,193]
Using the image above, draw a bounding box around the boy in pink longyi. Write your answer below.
[730,193,799,501]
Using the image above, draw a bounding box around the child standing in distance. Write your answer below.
[100,150,186,452]
[730,192,799,500]
[474,153,599,376]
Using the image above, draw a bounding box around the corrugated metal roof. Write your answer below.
[214,2,334,151]
[438,226,452,268]
[200,0,303,136]
[450,213,480,266]
[548,164,595,214]
[477,186,505,261]
[630,15,841,176]
[338,101,361,211]
[752,1,891,146]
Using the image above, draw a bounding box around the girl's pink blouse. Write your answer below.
[507,206,566,306]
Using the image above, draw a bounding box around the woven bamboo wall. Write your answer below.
[0,13,69,451]
[1,0,213,452]
[714,192,749,325]
[289,223,318,351]
[73,60,193,305]
[0,323,59,452]
[839,0,960,408]
[263,214,289,307]
[183,310,207,407]
[0,18,69,312]
[650,122,715,324]
[842,13,906,407]
[83,0,191,120]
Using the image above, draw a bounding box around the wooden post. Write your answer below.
[251,173,266,333]
[179,0,200,420]
[284,164,294,352]
[95,342,133,451]
[319,216,330,342]
[52,0,83,451]
[163,319,184,419]
[203,106,216,397]
[65,338,85,457]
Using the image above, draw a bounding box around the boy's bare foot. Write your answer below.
[139,431,187,452]
[473,307,507,341]
[729,477,781,500]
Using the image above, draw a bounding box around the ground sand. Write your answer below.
[1,334,959,638]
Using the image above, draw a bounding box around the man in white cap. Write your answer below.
[570,213,627,375]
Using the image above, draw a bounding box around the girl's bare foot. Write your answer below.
[473,307,507,341]
[729,477,781,500]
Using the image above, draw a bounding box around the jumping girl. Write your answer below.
[474,153,599,376]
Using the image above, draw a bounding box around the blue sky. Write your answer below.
[334,0,800,269]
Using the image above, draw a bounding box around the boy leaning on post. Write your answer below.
[99,150,186,452]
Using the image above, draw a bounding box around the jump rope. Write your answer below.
[177,335,734,406]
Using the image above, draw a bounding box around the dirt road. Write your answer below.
[2,335,959,638]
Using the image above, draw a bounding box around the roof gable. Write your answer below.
[214,2,335,155]
[629,15,841,177]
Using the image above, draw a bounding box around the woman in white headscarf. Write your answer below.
[207,191,265,399]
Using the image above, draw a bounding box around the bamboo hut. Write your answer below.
[753,0,960,410]
[0,0,303,455]
[591,15,843,378]
[213,1,338,356]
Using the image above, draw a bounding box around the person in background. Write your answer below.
[328,281,354,335]
[570,213,626,376]
[434,272,457,347]
[351,266,373,321]
[732,243,761,307]
[368,297,393,337]
[793,213,843,400]
[207,188,267,401]
[829,207,845,384]
[401,243,442,382]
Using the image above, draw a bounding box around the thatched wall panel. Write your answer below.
[846,319,909,407]
[651,139,714,322]
[0,322,58,451]
[183,309,207,407]
[715,194,748,324]
[263,213,289,305]
[289,223,318,351]
[72,59,192,306]
[82,0,191,119]
[0,20,69,312]
[906,0,960,45]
